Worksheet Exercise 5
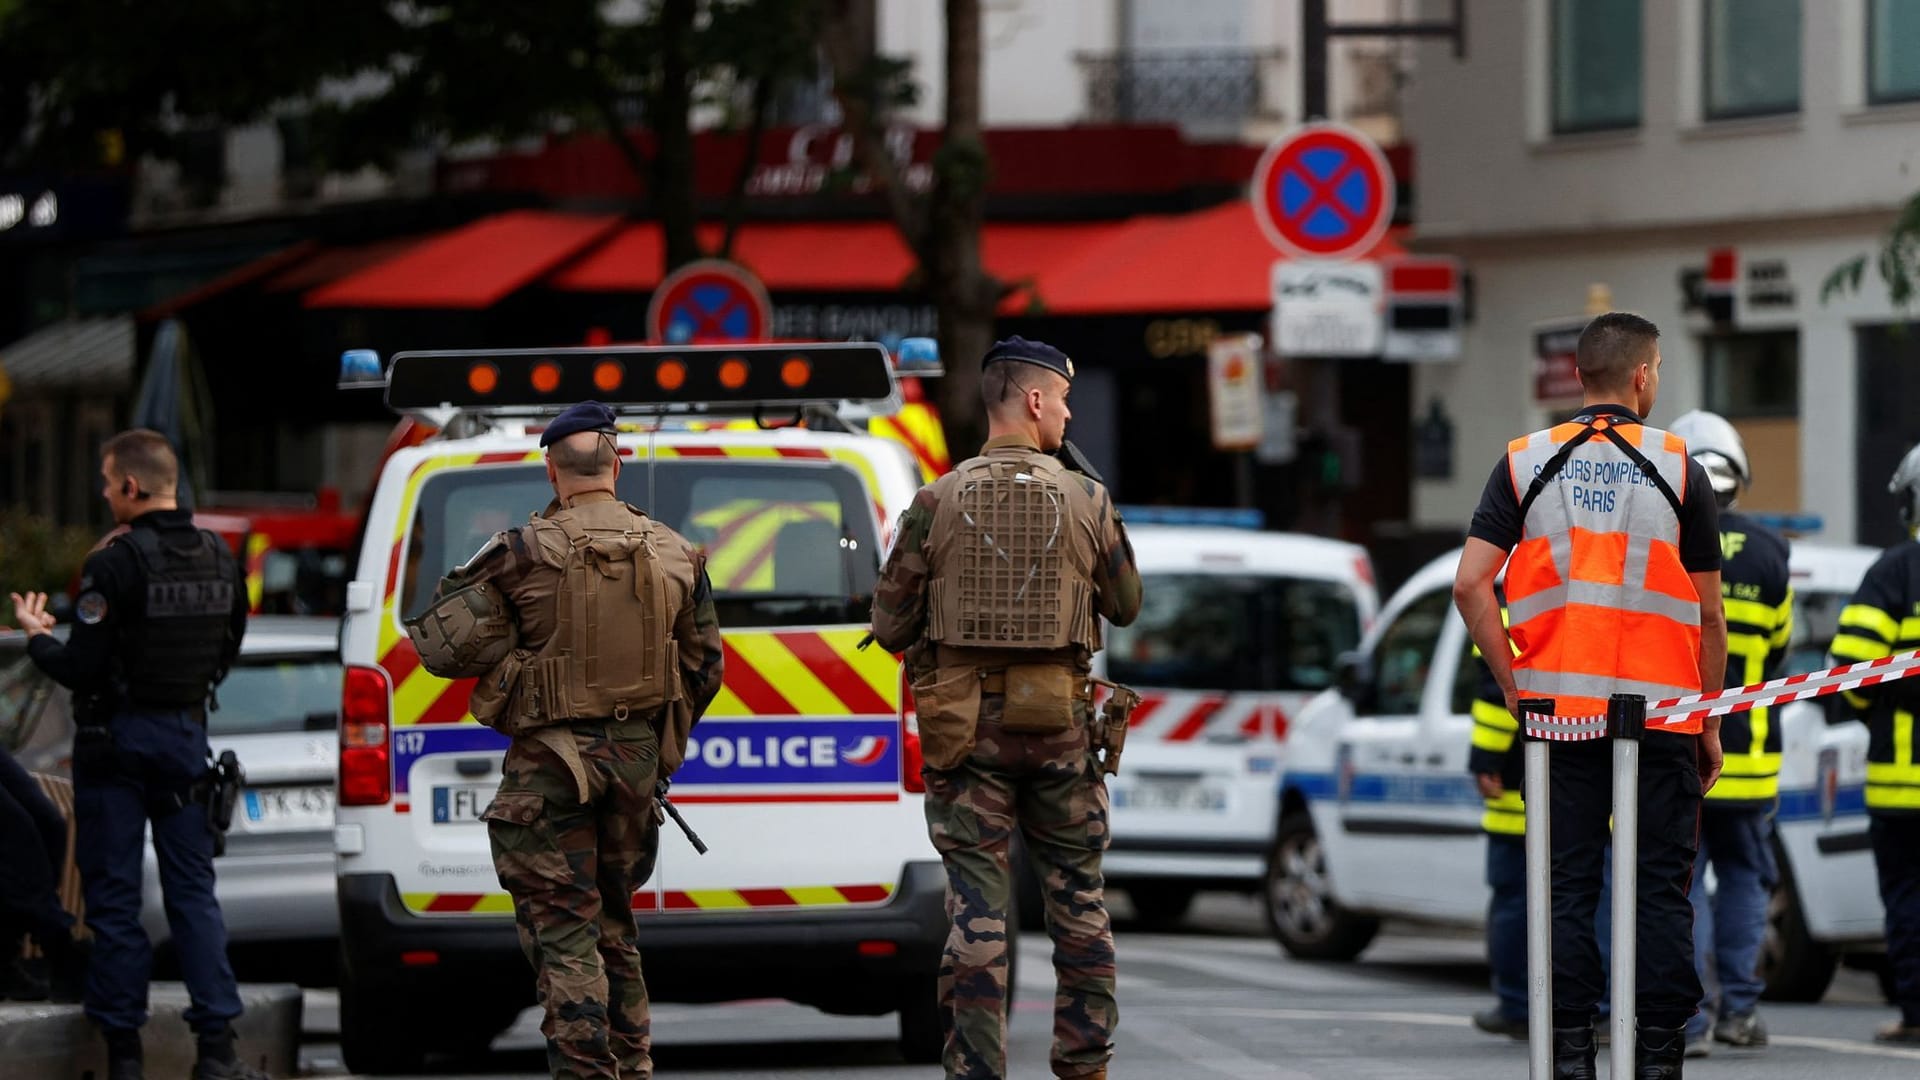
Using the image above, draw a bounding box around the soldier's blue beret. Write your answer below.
[539,400,619,447]
[983,336,1075,382]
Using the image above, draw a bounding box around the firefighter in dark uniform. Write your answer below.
[1667,410,1792,1057]
[1829,440,1920,1046]
[8,429,264,1080]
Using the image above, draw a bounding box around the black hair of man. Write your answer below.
[1575,311,1661,394]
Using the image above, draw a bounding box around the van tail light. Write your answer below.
[340,664,392,806]
[900,668,925,793]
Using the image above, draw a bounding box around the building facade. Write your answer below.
[1404,0,1920,546]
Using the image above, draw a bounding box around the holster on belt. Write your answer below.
[1088,677,1139,776]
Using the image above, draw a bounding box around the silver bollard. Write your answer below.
[1521,697,1556,1080]
[1608,694,1646,1079]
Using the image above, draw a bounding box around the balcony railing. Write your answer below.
[1076,49,1284,129]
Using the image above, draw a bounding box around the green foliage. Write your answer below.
[0,0,399,170]
[0,509,97,627]
[1823,188,1920,309]
[309,0,825,177]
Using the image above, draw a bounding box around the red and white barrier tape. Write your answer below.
[1519,648,1920,741]
[1650,647,1920,726]
[1522,711,1608,742]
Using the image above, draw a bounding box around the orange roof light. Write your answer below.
[780,356,811,389]
[530,361,562,394]
[655,358,687,392]
[718,358,749,390]
[593,359,624,393]
[467,362,499,395]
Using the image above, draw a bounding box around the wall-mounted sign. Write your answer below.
[1745,259,1795,310]
[1206,333,1265,451]
[1383,255,1463,362]
[1533,317,1587,403]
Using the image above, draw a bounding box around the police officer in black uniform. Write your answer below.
[10,429,267,1080]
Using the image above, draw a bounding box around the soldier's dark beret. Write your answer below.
[539,400,619,447]
[982,336,1074,382]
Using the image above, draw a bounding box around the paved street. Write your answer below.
[298,894,1919,1080]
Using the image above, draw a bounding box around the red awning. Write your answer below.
[1012,201,1405,316]
[550,219,1129,296]
[305,211,624,309]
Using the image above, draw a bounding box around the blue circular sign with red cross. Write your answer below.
[1252,122,1396,261]
[646,259,773,345]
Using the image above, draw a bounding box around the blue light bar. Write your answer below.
[1118,505,1265,530]
[338,348,384,388]
[1746,512,1825,534]
[895,336,943,374]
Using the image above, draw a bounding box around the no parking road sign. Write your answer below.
[646,259,773,344]
[1252,123,1396,262]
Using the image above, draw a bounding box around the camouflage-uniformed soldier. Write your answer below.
[423,401,724,1080]
[871,337,1143,1080]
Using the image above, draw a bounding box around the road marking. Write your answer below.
[1160,1007,1920,1061]
[1770,1035,1920,1061]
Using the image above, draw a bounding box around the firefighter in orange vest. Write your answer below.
[1453,312,1729,1080]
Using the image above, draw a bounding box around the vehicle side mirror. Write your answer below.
[1335,650,1376,711]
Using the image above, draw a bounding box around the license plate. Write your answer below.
[1113,781,1228,814]
[432,784,495,824]
[241,785,334,832]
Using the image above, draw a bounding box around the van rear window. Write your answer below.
[399,461,881,629]
[1105,573,1362,692]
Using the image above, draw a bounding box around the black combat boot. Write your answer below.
[1636,1025,1687,1080]
[192,1026,271,1080]
[103,1027,143,1080]
[1552,1025,1598,1080]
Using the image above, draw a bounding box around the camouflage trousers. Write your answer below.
[484,722,662,1080]
[922,698,1116,1080]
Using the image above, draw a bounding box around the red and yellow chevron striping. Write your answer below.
[378,626,895,728]
[402,882,895,915]
[376,448,901,728]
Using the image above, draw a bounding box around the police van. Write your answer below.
[331,343,949,1072]
[1267,539,1884,1001]
[1091,510,1378,926]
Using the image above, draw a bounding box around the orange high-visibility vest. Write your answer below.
[1503,415,1705,725]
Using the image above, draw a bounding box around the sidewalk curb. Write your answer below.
[0,982,301,1078]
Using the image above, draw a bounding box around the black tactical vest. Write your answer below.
[115,526,237,706]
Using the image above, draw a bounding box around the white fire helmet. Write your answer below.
[1669,409,1749,506]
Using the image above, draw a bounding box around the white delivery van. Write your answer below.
[331,343,951,1072]
[1092,509,1378,926]
[1267,540,1884,1002]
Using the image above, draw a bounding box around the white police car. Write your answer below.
[331,343,950,1071]
[1267,537,1884,1001]
[1091,510,1378,926]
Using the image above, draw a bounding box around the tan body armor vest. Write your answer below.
[519,499,697,723]
[924,451,1100,652]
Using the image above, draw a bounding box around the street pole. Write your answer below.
[1294,0,1463,536]
[1521,698,1554,1080]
